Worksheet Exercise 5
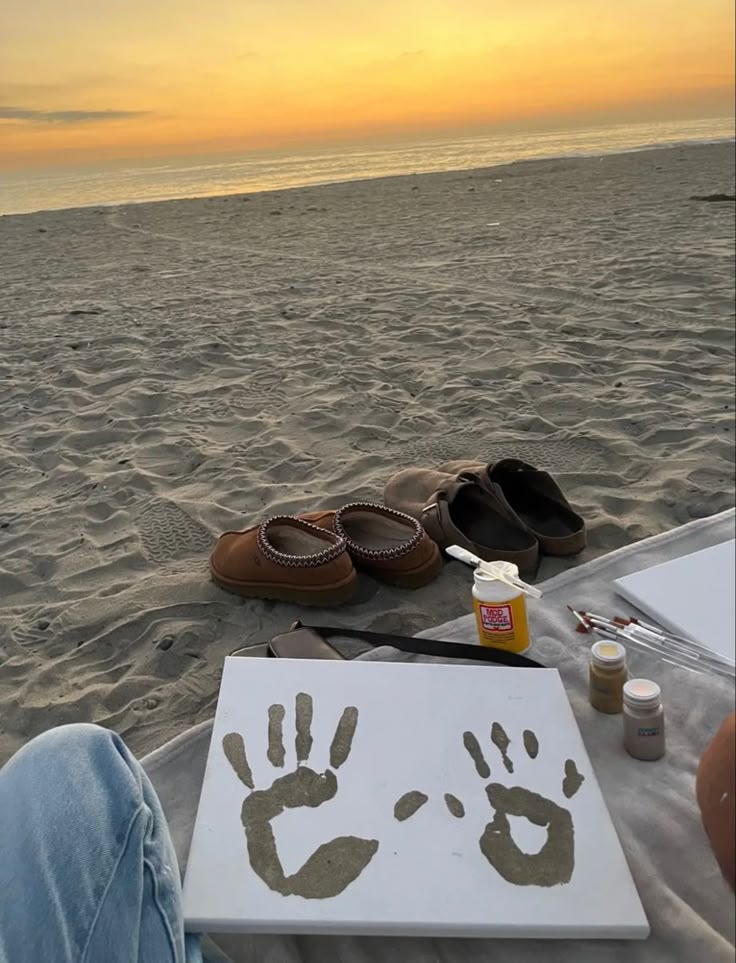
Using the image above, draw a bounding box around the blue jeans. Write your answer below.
[0,724,204,963]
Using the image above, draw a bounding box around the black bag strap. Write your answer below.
[303,624,543,668]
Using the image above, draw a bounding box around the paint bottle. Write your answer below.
[589,640,627,714]
[472,562,531,654]
[623,678,666,761]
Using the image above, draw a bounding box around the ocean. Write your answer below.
[1,117,733,216]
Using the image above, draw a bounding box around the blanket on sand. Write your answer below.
[144,508,736,962]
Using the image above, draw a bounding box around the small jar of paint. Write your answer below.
[589,640,627,713]
[623,678,666,761]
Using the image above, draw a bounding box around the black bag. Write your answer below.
[262,620,543,668]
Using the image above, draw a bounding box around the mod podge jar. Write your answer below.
[472,562,532,654]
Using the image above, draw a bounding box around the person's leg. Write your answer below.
[0,723,203,963]
[697,711,736,890]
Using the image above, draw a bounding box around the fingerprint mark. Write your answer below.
[295,693,313,763]
[491,722,514,773]
[562,759,585,799]
[394,791,429,822]
[222,732,254,789]
[329,706,358,769]
[463,731,491,779]
[444,794,466,818]
[267,704,286,767]
[523,729,539,759]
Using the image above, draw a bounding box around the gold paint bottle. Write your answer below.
[589,640,627,713]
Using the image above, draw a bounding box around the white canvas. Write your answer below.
[614,540,735,663]
[182,658,648,939]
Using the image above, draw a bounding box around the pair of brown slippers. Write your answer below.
[210,503,442,607]
[210,458,585,606]
[383,458,586,574]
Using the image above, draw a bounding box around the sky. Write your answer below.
[1,0,734,171]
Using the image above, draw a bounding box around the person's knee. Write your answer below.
[31,721,115,750]
[11,723,120,768]
[697,711,736,890]
[1,723,138,807]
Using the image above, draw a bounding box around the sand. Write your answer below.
[0,143,734,765]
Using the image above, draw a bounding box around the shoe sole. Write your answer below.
[364,545,444,589]
[539,531,587,556]
[209,561,359,607]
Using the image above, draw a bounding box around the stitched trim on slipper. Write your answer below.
[258,516,347,568]
[334,503,424,562]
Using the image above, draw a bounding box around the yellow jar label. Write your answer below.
[473,594,530,653]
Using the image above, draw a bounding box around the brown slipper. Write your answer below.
[302,503,442,588]
[438,458,586,556]
[209,516,358,606]
[384,468,538,573]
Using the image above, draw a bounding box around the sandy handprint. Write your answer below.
[453,724,585,887]
[223,693,378,899]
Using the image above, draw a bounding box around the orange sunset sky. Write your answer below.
[1,0,734,171]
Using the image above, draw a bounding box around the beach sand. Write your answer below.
[1,143,734,764]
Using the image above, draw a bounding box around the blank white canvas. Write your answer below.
[182,658,648,939]
[614,540,735,663]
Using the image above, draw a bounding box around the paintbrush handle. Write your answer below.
[587,616,734,678]
[634,621,735,667]
[587,611,735,669]
[631,626,735,669]
[622,630,735,681]
[634,617,700,646]
[447,545,543,598]
[446,545,481,567]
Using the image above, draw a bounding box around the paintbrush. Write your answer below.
[584,619,703,676]
[611,615,735,668]
[573,612,706,676]
[581,611,735,671]
[569,608,734,680]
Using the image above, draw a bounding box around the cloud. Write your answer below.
[0,106,149,124]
